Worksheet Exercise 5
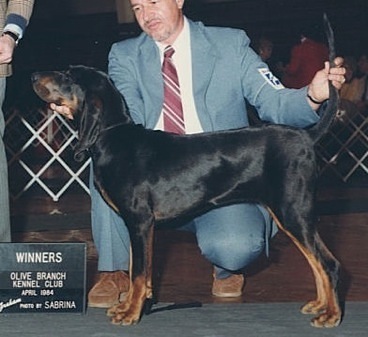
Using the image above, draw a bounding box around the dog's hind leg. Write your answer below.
[107,213,154,325]
[267,207,342,328]
[297,234,341,326]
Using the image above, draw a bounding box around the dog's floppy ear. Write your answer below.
[74,94,101,162]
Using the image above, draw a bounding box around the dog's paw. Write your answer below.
[106,303,119,317]
[107,302,141,326]
[310,312,342,328]
[301,300,341,328]
[300,300,326,315]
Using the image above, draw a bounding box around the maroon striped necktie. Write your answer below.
[162,45,185,134]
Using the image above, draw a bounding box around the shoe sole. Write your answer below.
[88,300,119,308]
[212,291,242,298]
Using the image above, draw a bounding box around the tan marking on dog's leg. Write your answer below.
[108,274,147,325]
[267,207,325,303]
[107,224,154,325]
[303,238,342,328]
[97,186,120,214]
[145,225,154,299]
[267,207,341,328]
[106,244,133,319]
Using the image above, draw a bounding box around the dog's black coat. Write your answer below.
[31,16,342,328]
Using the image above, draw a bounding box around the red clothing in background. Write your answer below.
[283,38,329,89]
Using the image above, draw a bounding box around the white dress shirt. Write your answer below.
[155,18,203,134]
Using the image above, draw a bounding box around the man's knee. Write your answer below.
[199,233,266,271]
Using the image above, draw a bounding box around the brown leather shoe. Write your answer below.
[88,271,129,308]
[212,273,244,298]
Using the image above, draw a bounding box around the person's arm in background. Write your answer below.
[0,0,34,64]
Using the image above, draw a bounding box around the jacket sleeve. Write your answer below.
[236,30,319,127]
[5,0,34,38]
[108,42,147,126]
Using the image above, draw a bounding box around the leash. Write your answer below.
[143,298,202,315]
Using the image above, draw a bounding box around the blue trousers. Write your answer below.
[0,78,10,242]
[90,170,277,279]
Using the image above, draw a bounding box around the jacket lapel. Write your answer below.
[140,39,164,127]
[189,21,217,131]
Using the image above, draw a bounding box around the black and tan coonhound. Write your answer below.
[31,17,342,328]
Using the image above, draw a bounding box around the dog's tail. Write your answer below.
[308,14,339,143]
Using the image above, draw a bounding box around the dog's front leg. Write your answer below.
[107,218,154,325]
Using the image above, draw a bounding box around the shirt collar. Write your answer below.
[156,17,190,57]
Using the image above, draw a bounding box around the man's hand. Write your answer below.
[50,103,74,120]
[0,34,16,64]
[307,57,346,109]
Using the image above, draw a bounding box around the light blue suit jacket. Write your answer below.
[108,18,319,132]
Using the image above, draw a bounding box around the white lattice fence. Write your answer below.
[316,100,368,182]
[4,101,368,202]
[5,107,90,201]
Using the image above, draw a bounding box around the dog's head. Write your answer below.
[32,65,125,161]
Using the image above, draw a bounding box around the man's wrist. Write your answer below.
[2,31,20,46]
[307,93,325,105]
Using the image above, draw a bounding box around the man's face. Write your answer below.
[130,0,184,45]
